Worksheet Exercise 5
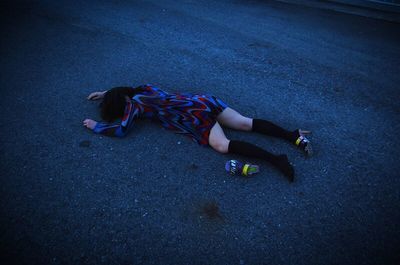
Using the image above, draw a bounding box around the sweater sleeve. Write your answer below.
[93,101,140,137]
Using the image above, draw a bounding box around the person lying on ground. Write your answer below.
[83,84,312,182]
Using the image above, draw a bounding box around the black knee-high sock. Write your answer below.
[252,119,297,143]
[228,140,294,181]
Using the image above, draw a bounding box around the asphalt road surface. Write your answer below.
[1,0,399,264]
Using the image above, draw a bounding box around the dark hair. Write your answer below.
[100,86,144,122]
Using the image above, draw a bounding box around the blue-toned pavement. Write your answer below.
[1,1,399,264]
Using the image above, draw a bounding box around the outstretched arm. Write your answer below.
[83,101,139,137]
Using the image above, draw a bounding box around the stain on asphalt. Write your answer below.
[182,200,226,225]
[200,201,224,221]
[79,140,91,147]
[188,163,198,170]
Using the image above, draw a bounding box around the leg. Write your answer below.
[228,140,294,181]
[217,108,309,144]
[216,106,312,156]
[217,107,298,141]
[209,121,230,154]
[217,107,253,131]
[252,118,297,142]
[252,119,313,155]
[209,122,295,181]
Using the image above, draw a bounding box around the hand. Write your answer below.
[83,119,98,130]
[87,91,106,100]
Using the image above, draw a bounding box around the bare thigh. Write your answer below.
[217,107,253,131]
[208,121,230,153]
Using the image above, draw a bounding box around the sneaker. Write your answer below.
[225,160,260,177]
[294,129,313,156]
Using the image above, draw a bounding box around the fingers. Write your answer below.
[83,119,92,128]
[87,94,97,100]
[83,119,97,130]
[87,92,101,100]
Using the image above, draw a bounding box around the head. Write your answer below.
[100,86,137,122]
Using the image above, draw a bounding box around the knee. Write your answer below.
[209,138,230,154]
[239,117,253,131]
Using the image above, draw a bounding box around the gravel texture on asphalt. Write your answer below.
[1,0,399,264]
